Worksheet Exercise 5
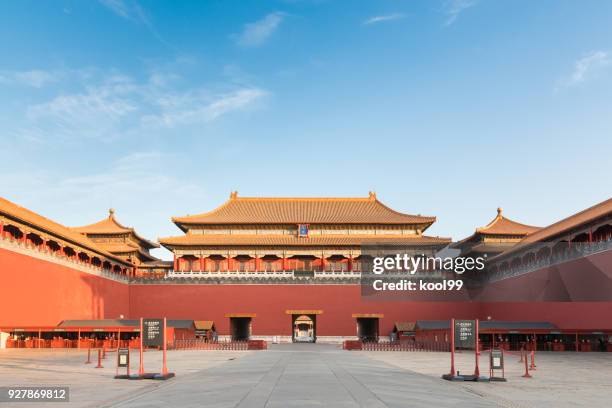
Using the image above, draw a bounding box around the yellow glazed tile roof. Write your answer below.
[475,208,541,236]
[0,197,131,265]
[72,209,159,249]
[159,234,450,247]
[172,192,436,228]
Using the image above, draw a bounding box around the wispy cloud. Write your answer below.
[7,68,268,142]
[559,51,611,88]
[98,0,149,24]
[0,150,208,257]
[0,69,59,88]
[443,0,478,26]
[141,88,267,128]
[363,13,406,26]
[236,12,285,47]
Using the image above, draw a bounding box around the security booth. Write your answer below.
[392,322,416,344]
[194,321,216,341]
[1,319,202,349]
[415,320,558,351]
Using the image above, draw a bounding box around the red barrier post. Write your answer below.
[474,319,480,377]
[530,350,536,370]
[139,318,144,376]
[102,345,106,360]
[522,350,532,378]
[449,318,456,377]
[501,348,505,379]
[162,317,168,376]
[85,346,91,364]
[95,349,103,368]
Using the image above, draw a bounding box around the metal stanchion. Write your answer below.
[85,347,92,364]
[95,349,103,368]
[522,350,532,378]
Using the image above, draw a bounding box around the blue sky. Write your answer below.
[1,0,611,259]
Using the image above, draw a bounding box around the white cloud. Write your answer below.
[141,88,267,128]
[443,0,478,26]
[98,0,149,24]
[0,151,208,259]
[10,69,268,142]
[561,51,611,88]
[363,13,406,26]
[0,69,58,88]
[236,12,285,47]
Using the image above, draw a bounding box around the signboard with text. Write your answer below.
[490,349,503,370]
[117,348,129,367]
[142,319,164,347]
[454,319,476,349]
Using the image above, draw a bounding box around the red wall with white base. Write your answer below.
[128,284,480,337]
[2,247,611,335]
[0,248,129,327]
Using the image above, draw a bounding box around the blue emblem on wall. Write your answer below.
[298,224,309,237]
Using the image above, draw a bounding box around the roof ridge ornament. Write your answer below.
[368,191,377,200]
[497,207,503,217]
[109,208,115,218]
[230,191,238,200]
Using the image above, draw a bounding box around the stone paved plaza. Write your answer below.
[0,344,610,407]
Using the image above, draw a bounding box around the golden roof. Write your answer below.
[159,234,450,247]
[492,197,612,261]
[72,209,159,249]
[475,208,540,236]
[194,320,215,330]
[172,192,436,229]
[394,322,416,331]
[94,242,158,261]
[0,197,131,265]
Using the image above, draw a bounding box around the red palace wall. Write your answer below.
[477,250,612,330]
[0,248,130,327]
[129,284,480,337]
[2,246,611,335]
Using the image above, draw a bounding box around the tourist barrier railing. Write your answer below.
[172,260,368,274]
[173,339,267,350]
[344,340,450,352]
[5,338,142,349]
[164,270,362,280]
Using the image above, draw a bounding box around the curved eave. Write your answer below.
[173,219,436,232]
[159,235,451,251]
[0,200,132,267]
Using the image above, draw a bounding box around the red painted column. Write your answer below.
[282,257,288,271]
[255,256,262,271]
[0,221,4,238]
[173,255,178,271]
[200,256,205,272]
[348,255,353,272]
[320,256,326,272]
